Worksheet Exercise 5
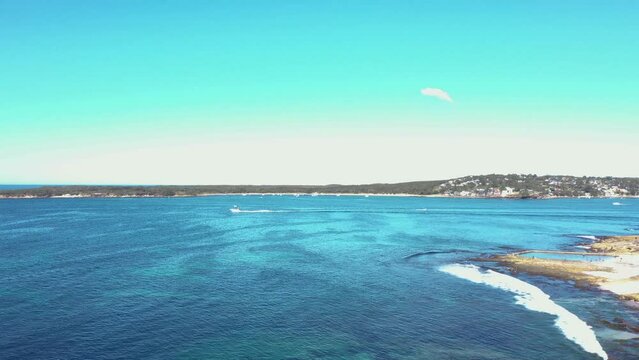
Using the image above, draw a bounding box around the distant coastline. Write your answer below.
[1,174,639,199]
[1,192,639,200]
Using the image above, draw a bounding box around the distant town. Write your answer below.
[436,174,639,198]
[1,174,638,199]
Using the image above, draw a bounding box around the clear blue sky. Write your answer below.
[1,1,638,184]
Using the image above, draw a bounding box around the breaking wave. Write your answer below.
[403,249,473,259]
[439,264,607,360]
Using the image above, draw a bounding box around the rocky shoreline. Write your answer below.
[1,192,639,200]
[486,235,639,303]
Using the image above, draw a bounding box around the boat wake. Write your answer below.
[228,207,431,214]
[439,264,607,360]
[229,208,282,213]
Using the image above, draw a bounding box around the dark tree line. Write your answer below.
[2,175,638,198]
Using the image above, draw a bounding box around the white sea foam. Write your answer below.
[612,202,624,206]
[229,208,279,213]
[440,264,607,360]
[575,235,598,241]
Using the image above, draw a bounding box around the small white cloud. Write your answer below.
[420,87,453,102]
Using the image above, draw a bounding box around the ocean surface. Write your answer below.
[1,196,639,359]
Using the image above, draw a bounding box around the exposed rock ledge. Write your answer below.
[485,236,639,303]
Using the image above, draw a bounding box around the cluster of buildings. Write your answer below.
[437,175,638,198]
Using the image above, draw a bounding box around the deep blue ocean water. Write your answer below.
[1,196,639,359]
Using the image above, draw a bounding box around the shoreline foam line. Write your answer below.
[440,264,607,360]
[575,235,598,241]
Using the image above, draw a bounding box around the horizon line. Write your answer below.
[2,173,638,187]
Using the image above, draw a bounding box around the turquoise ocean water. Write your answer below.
[1,196,638,359]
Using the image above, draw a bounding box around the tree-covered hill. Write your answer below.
[1,175,638,198]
